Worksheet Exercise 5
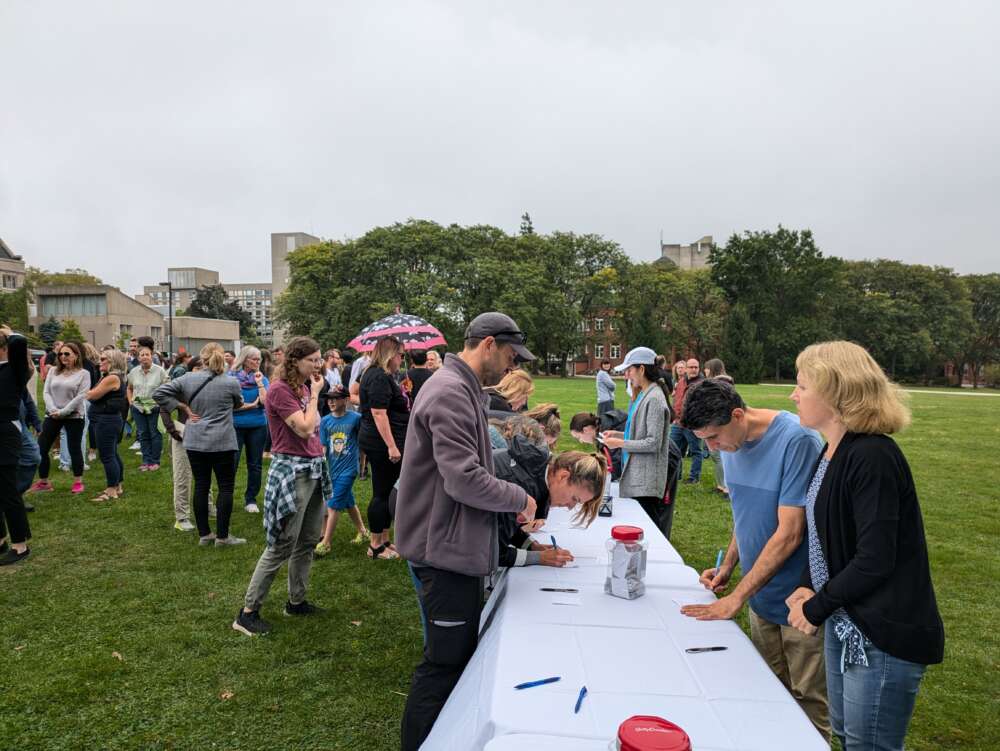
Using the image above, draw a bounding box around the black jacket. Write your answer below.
[596,409,628,480]
[801,432,944,665]
[493,435,551,567]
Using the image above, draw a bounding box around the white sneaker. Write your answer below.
[174,519,196,532]
[129,441,140,450]
[245,503,260,514]
[215,536,247,547]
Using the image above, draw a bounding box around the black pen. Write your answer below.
[685,646,728,653]
[540,587,578,593]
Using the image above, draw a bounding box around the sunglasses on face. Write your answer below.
[59,352,73,358]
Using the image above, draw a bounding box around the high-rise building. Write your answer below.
[270,231,321,347]
[659,235,713,270]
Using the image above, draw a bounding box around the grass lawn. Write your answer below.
[2,379,997,750]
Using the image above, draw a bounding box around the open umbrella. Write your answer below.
[346,313,448,352]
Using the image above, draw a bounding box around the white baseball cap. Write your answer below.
[613,346,657,373]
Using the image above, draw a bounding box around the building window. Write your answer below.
[584,343,589,355]
[609,319,618,331]
[594,318,605,332]
[595,344,605,359]
[3,274,17,288]
[582,319,590,332]
[610,344,621,359]
[39,294,107,317]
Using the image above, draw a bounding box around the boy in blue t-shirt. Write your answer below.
[315,387,369,556]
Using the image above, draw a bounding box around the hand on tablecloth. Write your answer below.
[698,565,733,594]
[680,594,742,621]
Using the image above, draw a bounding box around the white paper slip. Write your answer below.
[551,593,582,606]
[671,593,713,608]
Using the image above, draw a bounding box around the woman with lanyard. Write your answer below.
[601,346,675,537]
[786,341,943,751]
[153,343,246,547]
[229,346,269,514]
[0,326,34,565]
[86,349,129,502]
[358,336,410,561]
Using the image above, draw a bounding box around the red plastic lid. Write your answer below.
[617,715,691,751]
[611,525,644,542]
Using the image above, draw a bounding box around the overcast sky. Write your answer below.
[2,1,998,296]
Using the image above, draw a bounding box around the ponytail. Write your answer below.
[547,450,607,528]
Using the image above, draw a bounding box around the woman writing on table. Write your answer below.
[786,341,944,751]
[601,346,674,537]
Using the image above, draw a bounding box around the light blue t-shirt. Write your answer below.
[319,411,361,479]
[721,411,822,626]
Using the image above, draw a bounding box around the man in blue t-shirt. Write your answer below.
[678,379,830,742]
[315,387,370,556]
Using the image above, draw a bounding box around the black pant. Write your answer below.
[234,425,267,505]
[366,449,402,534]
[401,566,483,751]
[635,495,675,540]
[37,416,85,478]
[91,413,124,487]
[0,422,30,545]
[187,450,236,538]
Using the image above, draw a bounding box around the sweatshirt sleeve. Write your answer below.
[803,443,904,626]
[425,399,528,514]
[57,370,92,417]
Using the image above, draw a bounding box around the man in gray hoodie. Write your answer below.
[396,312,537,751]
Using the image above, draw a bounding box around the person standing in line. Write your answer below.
[153,343,246,548]
[314,386,369,556]
[396,312,538,751]
[486,369,534,414]
[15,384,43,514]
[425,349,442,371]
[323,349,344,390]
[670,357,706,485]
[601,347,675,537]
[169,352,190,380]
[127,344,168,471]
[405,349,433,405]
[595,358,616,415]
[230,346,269,514]
[86,349,128,502]
[703,357,734,496]
[232,337,329,636]
[786,341,943,751]
[358,336,410,560]
[679,378,830,741]
[31,341,91,495]
[41,340,62,381]
[347,350,371,478]
[0,327,35,565]
[223,350,236,371]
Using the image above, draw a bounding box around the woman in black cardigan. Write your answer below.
[786,341,943,751]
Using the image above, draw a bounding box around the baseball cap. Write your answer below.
[326,385,350,401]
[614,346,657,373]
[464,312,536,362]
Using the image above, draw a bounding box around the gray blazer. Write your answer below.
[153,371,243,452]
[619,384,672,499]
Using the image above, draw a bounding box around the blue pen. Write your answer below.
[574,685,588,714]
[714,549,724,578]
[514,676,561,690]
[551,535,558,550]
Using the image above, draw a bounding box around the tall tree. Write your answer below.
[59,318,84,343]
[718,304,765,384]
[0,287,29,330]
[187,284,260,343]
[519,212,535,236]
[39,317,63,346]
[959,274,1000,387]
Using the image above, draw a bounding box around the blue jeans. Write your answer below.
[825,620,927,751]
[407,562,428,645]
[234,424,267,505]
[59,414,89,468]
[670,424,705,480]
[91,413,125,487]
[131,407,163,465]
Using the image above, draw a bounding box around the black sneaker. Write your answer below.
[232,609,271,636]
[0,547,30,566]
[284,600,326,617]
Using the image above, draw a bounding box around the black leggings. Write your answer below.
[0,423,31,545]
[367,449,402,534]
[187,450,236,539]
[37,416,85,478]
[635,495,675,540]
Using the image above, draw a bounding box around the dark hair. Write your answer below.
[224,350,235,357]
[681,379,746,431]
[279,336,321,391]
[600,359,611,367]
[634,363,672,408]
[410,349,428,366]
[137,336,155,350]
[570,412,599,432]
[187,356,203,370]
[55,341,84,374]
[704,358,727,378]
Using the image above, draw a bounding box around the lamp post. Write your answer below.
[159,281,173,355]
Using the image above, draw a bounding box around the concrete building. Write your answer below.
[31,285,239,352]
[139,268,220,310]
[660,235,713,270]
[0,237,27,293]
[270,231,321,347]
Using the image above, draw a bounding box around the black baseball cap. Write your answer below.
[326,386,350,401]
[464,312,536,362]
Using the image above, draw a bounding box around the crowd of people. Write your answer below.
[0,312,943,751]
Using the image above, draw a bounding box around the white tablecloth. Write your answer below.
[420,493,826,751]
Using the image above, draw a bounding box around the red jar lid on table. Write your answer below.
[616,715,691,751]
[611,525,644,542]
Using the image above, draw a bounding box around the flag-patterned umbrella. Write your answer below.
[346,313,448,352]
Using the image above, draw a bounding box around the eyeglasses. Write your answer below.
[59,352,73,358]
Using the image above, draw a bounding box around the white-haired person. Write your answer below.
[229,346,269,513]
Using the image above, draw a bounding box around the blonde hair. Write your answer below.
[199,343,227,375]
[494,369,534,405]
[796,341,911,435]
[547,451,607,527]
[106,349,128,378]
[367,336,403,373]
[525,402,561,440]
[82,342,100,365]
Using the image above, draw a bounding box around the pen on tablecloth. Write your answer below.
[714,549,724,578]
[574,685,588,714]
[551,535,559,551]
[514,676,561,690]
[686,646,729,654]
[540,587,578,593]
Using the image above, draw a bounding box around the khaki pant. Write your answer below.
[243,472,325,611]
[750,609,831,742]
[171,423,212,522]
